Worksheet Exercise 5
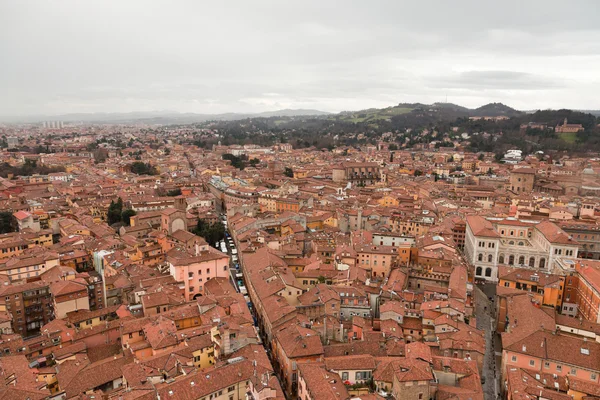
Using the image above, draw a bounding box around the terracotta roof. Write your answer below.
[297,363,350,400]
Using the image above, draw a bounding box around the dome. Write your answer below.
[583,166,595,175]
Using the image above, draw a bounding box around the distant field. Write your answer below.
[340,106,413,123]
[560,132,578,143]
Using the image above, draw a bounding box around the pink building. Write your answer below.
[167,243,229,300]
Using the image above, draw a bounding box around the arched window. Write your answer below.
[509,255,515,265]
[499,255,505,264]
[478,253,483,262]
[476,267,482,276]
[518,241,524,246]
[488,254,493,263]
[529,257,535,267]
[539,258,546,269]
[518,256,525,265]
[485,268,492,277]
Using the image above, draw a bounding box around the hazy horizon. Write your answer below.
[1,0,599,117]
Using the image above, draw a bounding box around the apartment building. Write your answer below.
[0,281,53,337]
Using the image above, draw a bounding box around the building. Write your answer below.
[273,324,324,395]
[166,243,229,300]
[555,258,600,323]
[501,330,600,387]
[559,222,600,260]
[498,265,566,309]
[49,279,90,319]
[0,281,53,337]
[0,251,60,282]
[465,216,579,282]
[13,210,41,232]
[297,362,350,400]
[332,162,380,185]
[556,118,584,133]
[508,167,536,194]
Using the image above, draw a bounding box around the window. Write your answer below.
[529,360,535,366]
[488,254,493,263]
[342,372,349,380]
[478,254,483,262]
[570,368,577,376]
[556,365,562,372]
[511,355,517,362]
[592,373,597,380]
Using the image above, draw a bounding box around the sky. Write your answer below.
[1,0,599,117]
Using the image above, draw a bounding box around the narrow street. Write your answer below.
[474,284,499,400]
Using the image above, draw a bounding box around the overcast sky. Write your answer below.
[1,0,599,116]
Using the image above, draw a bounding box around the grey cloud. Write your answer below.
[428,71,568,90]
[1,0,599,116]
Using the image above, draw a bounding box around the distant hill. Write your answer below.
[431,102,471,113]
[332,102,524,124]
[578,110,600,117]
[471,102,523,117]
[0,109,331,124]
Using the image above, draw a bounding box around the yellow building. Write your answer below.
[377,195,400,207]
[497,266,565,308]
[189,334,215,369]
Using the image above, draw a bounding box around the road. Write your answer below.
[474,283,500,400]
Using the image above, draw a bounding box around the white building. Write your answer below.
[465,216,579,282]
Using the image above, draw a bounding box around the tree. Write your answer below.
[0,212,15,234]
[167,188,182,197]
[121,209,136,226]
[192,219,225,247]
[107,198,124,225]
[249,158,260,167]
[478,153,485,161]
[413,170,423,177]
[130,161,158,175]
[164,148,171,156]
[222,154,246,170]
[388,144,398,151]
[284,167,294,178]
